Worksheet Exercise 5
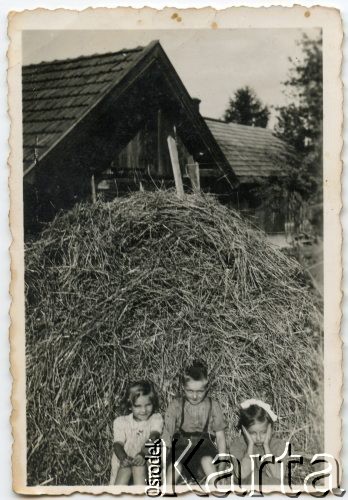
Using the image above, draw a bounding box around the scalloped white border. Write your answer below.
[5,2,345,498]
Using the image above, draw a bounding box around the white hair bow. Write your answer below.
[240,399,277,422]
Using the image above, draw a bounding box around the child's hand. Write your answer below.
[132,454,146,467]
[263,424,272,451]
[242,426,254,451]
[120,456,133,468]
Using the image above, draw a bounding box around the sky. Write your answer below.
[22,28,320,128]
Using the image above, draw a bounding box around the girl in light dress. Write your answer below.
[109,380,163,485]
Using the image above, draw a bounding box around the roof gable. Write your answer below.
[22,43,155,175]
[205,118,290,181]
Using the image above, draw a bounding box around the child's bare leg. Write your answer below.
[201,456,218,487]
[109,453,119,485]
[132,465,147,485]
[115,466,132,485]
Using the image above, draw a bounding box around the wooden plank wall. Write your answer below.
[96,110,193,198]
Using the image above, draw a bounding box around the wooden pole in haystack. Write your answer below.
[187,155,201,193]
[167,131,184,201]
[91,174,97,203]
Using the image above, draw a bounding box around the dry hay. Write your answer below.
[25,190,323,485]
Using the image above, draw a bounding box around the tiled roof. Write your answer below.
[205,118,289,180]
[22,44,149,174]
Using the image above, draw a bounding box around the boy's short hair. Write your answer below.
[182,359,208,385]
[121,380,159,414]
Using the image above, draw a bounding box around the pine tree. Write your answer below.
[223,86,270,128]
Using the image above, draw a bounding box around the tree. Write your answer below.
[251,33,323,238]
[223,86,270,128]
[275,33,323,198]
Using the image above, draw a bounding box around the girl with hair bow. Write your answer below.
[229,399,285,487]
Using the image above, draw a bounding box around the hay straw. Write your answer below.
[25,190,323,485]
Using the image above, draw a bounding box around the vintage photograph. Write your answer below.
[9,6,342,495]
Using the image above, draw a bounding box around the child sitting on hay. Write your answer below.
[109,381,163,486]
[163,360,227,487]
[230,399,285,488]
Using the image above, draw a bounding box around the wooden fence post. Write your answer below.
[91,174,97,203]
[167,133,184,200]
[187,155,200,193]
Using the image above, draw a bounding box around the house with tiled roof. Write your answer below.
[22,40,291,236]
[205,118,289,182]
[204,117,292,233]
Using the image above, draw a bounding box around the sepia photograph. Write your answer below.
[9,6,342,495]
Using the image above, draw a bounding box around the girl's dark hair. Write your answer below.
[237,404,273,430]
[182,359,209,385]
[120,380,159,415]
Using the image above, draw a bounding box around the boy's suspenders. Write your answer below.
[178,398,186,431]
[203,398,212,433]
[178,397,212,434]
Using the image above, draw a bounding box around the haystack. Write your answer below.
[25,191,323,485]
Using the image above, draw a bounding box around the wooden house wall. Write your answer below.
[95,111,193,200]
